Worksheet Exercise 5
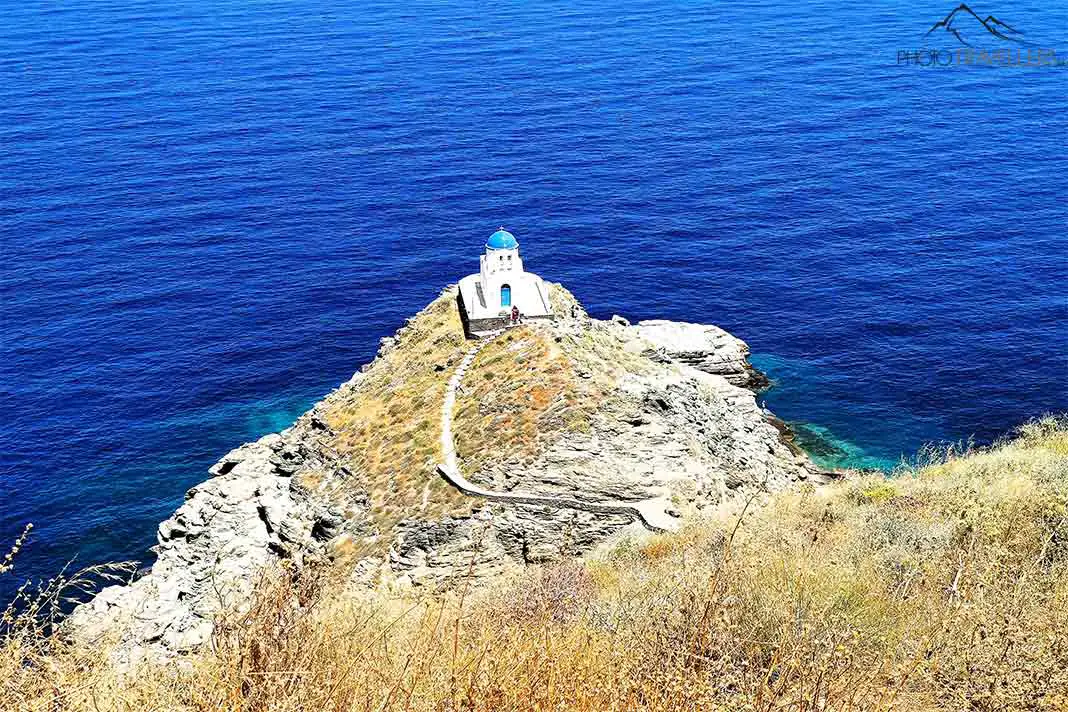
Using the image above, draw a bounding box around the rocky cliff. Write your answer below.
[69,284,827,662]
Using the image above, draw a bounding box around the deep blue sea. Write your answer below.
[1,0,1066,595]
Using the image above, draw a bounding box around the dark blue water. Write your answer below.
[2,0,1066,594]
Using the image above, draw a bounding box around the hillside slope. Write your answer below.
[6,419,1066,710]
[65,284,820,661]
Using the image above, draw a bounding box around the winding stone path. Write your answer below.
[437,338,678,533]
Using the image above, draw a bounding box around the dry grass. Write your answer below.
[317,290,473,540]
[1,548,137,711]
[453,324,592,473]
[453,285,655,476]
[4,416,1067,711]
[309,283,656,541]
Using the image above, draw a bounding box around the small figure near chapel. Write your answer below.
[511,305,520,325]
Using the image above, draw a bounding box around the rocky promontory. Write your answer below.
[69,284,829,662]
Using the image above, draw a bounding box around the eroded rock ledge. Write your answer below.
[67,391,368,661]
[69,286,825,662]
[633,319,771,390]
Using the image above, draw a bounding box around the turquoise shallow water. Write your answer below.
[751,353,940,471]
[751,355,900,471]
[1,0,1066,595]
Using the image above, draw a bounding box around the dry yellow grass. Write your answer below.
[316,289,474,540]
[4,417,1067,711]
[453,284,655,476]
[453,324,592,473]
[308,282,656,538]
[315,282,625,539]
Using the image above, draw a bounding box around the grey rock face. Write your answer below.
[458,319,817,526]
[384,504,636,587]
[67,384,372,663]
[632,319,770,389]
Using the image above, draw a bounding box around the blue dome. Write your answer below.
[486,228,518,250]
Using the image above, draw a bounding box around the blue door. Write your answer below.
[501,284,511,307]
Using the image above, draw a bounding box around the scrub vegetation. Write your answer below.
[290,281,651,558]
[453,284,656,477]
[453,324,588,472]
[4,417,1067,711]
[316,289,473,538]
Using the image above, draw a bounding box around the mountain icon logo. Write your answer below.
[925,3,1024,46]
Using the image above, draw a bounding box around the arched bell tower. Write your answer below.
[479,228,523,314]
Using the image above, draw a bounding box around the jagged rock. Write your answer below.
[632,320,770,389]
[67,401,369,663]
[464,363,818,518]
[386,504,636,585]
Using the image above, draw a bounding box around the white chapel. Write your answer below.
[457,228,553,336]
